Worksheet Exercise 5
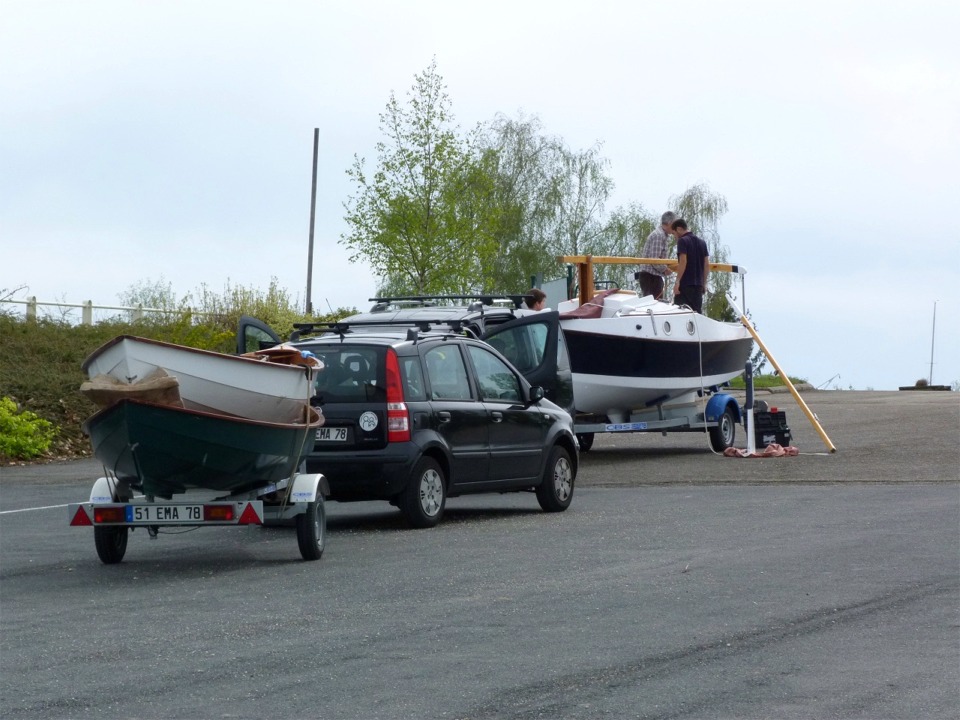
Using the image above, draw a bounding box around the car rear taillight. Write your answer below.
[385,348,411,442]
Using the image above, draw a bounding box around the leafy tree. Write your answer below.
[590,202,657,290]
[475,113,559,292]
[478,114,617,293]
[342,59,496,295]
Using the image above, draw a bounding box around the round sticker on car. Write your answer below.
[359,411,379,432]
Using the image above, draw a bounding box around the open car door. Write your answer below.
[481,311,574,414]
[236,315,283,355]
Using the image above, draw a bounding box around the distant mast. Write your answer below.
[928,300,937,384]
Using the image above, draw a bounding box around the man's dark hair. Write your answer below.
[671,218,689,232]
[526,288,546,304]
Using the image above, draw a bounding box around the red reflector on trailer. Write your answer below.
[94,507,125,523]
[237,503,262,526]
[70,506,93,526]
[204,505,235,522]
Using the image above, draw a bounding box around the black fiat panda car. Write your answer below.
[239,310,577,528]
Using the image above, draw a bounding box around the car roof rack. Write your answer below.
[369,294,528,310]
[290,318,481,342]
[290,322,353,341]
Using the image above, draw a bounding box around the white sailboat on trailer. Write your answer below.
[556,256,754,421]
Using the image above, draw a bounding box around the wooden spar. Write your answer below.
[558,255,747,275]
[557,255,748,306]
[726,295,837,453]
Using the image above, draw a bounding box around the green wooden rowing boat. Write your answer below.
[83,399,322,498]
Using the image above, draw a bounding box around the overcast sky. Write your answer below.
[3,0,958,391]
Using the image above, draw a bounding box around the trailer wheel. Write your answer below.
[536,445,575,512]
[576,433,595,452]
[296,496,326,561]
[709,406,737,452]
[94,526,128,564]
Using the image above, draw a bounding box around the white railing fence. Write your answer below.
[1,297,214,325]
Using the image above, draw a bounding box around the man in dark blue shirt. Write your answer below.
[670,218,710,313]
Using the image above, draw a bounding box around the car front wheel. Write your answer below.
[536,445,574,512]
[401,457,446,528]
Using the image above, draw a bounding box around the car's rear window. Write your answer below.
[307,345,385,403]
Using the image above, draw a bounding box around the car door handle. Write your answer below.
[491,411,503,423]
[437,411,451,423]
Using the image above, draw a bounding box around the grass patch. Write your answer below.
[0,316,235,462]
[727,373,808,389]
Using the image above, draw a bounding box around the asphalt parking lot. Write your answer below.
[5,389,958,488]
[580,389,959,485]
[1,390,957,719]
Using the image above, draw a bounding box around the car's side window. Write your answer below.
[488,323,548,374]
[424,346,472,400]
[467,346,521,402]
[401,356,427,401]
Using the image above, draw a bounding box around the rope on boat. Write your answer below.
[691,310,723,455]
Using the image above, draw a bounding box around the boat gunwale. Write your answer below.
[81,335,311,376]
[82,397,323,433]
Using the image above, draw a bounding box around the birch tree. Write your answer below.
[341,60,496,295]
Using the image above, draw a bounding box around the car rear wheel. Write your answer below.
[401,457,446,528]
[536,445,574,512]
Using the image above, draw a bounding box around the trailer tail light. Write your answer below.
[385,348,410,443]
[204,505,235,522]
[94,507,125,523]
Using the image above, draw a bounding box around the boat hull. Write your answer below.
[82,336,315,424]
[83,400,322,497]
[559,296,753,417]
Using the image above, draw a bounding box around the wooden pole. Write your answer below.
[727,295,837,453]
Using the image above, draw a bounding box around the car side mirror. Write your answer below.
[528,386,544,403]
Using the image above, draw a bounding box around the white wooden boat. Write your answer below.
[557,256,753,421]
[81,336,319,424]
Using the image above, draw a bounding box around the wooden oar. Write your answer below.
[727,295,837,453]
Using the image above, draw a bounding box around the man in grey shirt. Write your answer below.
[636,211,676,299]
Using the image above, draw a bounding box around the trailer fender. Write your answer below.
[289,473,330,504]
[705,393,741,425]
[89,477,132,503]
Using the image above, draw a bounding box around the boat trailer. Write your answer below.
[573,389,743,453]
[67,472,329,564]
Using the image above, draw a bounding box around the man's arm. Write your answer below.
[674,254,688,293]
[702,256,710,291]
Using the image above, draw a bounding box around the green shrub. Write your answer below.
[0,396,58,460]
